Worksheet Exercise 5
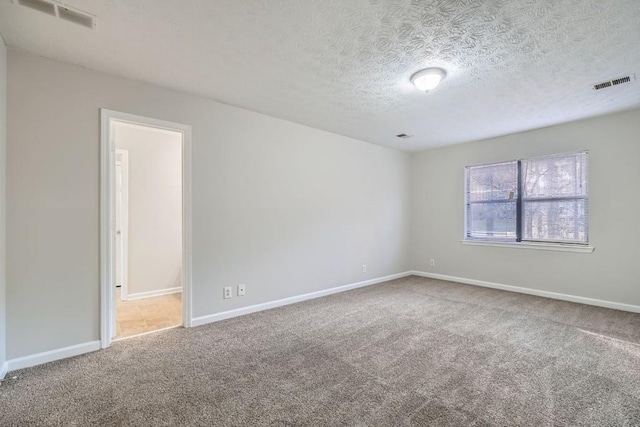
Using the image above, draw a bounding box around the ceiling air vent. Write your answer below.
[593,74,635,90]
[13,0,96,29]
[15,0,55,16]
[396,133,414,139]
[57,5,95,28]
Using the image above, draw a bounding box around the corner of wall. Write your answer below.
[0,34,7,377]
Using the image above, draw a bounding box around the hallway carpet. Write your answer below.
[1,275,640,426]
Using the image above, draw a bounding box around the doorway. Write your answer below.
[100,110,192,348]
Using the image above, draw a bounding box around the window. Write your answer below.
[465,151,588,245]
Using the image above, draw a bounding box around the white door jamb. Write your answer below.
[115,149,129,301]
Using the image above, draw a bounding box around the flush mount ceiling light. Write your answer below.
[411,68,446,93]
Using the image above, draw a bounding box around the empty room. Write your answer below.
[0,1,639,426]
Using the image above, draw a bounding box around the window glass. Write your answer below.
[465,152,588,244]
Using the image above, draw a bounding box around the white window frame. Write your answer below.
[462,151,594,254]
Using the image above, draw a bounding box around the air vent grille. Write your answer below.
[13,0,96,29]
[57,5,94,28]
[611,76,631,86]
[593,74,635,90]
[16,0,55,16]
[594,81,612,90]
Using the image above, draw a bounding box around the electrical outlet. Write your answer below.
[223,286,232,299]
[238,284,246,296]
[362,264,367,273]
[430,259,435,267]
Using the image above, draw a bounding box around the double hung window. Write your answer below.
[465,151,588,245]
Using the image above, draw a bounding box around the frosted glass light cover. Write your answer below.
[411,68,446,92]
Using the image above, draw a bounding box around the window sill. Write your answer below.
[460,240,595,253]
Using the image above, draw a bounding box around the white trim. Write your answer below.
[115,149,129,300]
[191,271,413,327]
[126,287,182,301]
[182,123,193,328]
[100,109,193,349]
[0,362,7,379]
[411,271,640,313]
[461,240,595,253]
[100,110,113,349]
[6,341,101,372]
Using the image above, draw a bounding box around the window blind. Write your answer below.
[466,161,517,240]
[465,151,588,244]
[521,152,588,243]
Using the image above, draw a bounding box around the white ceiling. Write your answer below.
[1,0,639,152]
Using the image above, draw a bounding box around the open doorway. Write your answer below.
[113,123,182,338]
[101,110,192,348]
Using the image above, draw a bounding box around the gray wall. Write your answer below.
[0,37,6,372]
[6,50,411,359]
[411,108,640,305]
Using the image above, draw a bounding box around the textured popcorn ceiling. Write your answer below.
[1,0,639,151]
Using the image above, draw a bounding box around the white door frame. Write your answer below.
[100,109,193,349]
[115,149,129,301]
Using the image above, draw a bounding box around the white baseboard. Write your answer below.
[0,361,7,379]
[125,286,182,301]
[412,271,640,314]
[6,341,101,372]
[191,271,412,327]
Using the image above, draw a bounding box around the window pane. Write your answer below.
[467,161,517,202]
[523,152,587,198]
[467,201,517,239]
[523,199,587,243]
[466,161,517,240]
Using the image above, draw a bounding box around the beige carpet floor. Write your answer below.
[1,275,640,426]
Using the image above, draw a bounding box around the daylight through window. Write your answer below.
[465,151,588,244]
